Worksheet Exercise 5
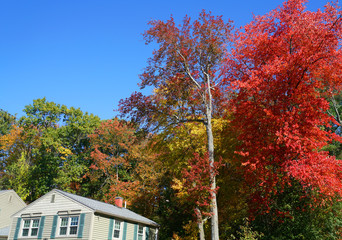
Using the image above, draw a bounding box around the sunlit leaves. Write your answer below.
[225,0,342,212]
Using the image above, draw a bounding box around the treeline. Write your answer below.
[2,0,342,239]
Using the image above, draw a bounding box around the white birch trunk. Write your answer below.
[205,77,219,240]
[196,207,206,240]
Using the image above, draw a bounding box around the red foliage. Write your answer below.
[86,119,139,204]
[224,0,342,211]
[119,11,232,130]
[181,152,222,218]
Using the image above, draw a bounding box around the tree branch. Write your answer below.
[176,50,202,89]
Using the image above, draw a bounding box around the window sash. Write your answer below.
[113,220,121,239]
[21,219,40,237]
[58,216,79,237]
[137,225,144,240]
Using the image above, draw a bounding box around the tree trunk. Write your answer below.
[205,116,219,240]
[204,79,219,239]
[196,207,206,240]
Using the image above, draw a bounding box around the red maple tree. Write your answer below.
[224,0,342,212]
[86,119,140,204]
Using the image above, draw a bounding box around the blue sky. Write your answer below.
[0,0,332,120]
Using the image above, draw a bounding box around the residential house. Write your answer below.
[8,189,159,240]
[0,190,27,240]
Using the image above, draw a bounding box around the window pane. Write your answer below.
[138,226,143,234]
[115,221,121,230]
[69,226,78,235]
[114,229,120,238]
[60,217,68,226]
[23,220,30,228]
[70,216,79,226]
[31,228,38,236]
[138,235,143,240]
[22,229,29,236]
[32,219,40,228]
[60,227,67,235]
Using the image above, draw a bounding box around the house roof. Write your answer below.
[0,226,9,237]
[54,189,159,227]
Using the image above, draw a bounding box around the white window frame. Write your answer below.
[57,215,79,237]
[20,218,40,238]
[137,225,144,240]
[113,220,122,239]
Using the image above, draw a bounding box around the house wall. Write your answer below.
[8,213,92,240]
[92,213,111,239]
[7,190,158,240]
[0,191,26,228]
[8,191,93,240]
[11,191,92,218]
[92,214,158,240]
[126,222,135,240]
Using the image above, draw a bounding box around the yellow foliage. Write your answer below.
[0,125,21,150]
[152,117,235,176]
[57,146,72,160]
[172,221,199,240]
[172,178,189,200]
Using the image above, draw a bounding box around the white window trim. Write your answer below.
[20,218,40,238]
[113,220,122,239]
[57,215,80,237]
[137,225,145,240]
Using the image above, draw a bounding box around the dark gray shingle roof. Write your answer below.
[55,189,159,227]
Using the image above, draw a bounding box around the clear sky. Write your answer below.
[0,0,333,120]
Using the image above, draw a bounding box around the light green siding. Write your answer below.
[92,214,129,240]
[0,191,26,229]
[92,214,157,240]
[92,214,112,239]
[11,191,91,218]
[126,222,136,240]
[8,213,92,240]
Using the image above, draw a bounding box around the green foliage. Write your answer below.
[251,182,342,240]
[7,152,30,200]
[0,109,16,136]
[230,218,263,240]
[0,109,16,170]
[0,98,100,201]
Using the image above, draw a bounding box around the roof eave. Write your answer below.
[94,209,160,228]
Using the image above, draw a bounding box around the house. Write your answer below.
[8,189,159,240]
[0,190,27,240]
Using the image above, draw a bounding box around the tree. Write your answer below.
[225,0,342,214]
[251,181,342,239]
[86,119,140,203]
[120,11,232,239]
[0,109,16,136]
[0,109,16,178]
[85,118,163,211]
[174,153,222,240]
[0,98,100,200]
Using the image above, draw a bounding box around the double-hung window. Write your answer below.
[113,220,122,239]
[58,215,79,236]
[21,218,40,237]
[137,225,144,240]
